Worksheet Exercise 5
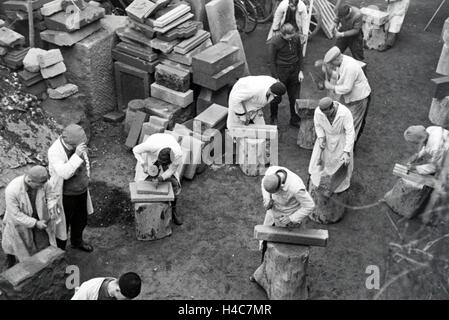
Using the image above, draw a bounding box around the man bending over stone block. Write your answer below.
[133,133,184,225]
[72,272,142,300]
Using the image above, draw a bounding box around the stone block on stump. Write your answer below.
[252,242,309,300]
[155,63,190,92]
[0,247,70,300]
[151,82,193,108]
[134,202,172,241]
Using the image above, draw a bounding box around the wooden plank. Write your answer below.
[136,181,170,195]
[254,225,328,247]
[431,76,449,100]
[393,164,437,188]
[125,111,148,149]
[129,181,174,202]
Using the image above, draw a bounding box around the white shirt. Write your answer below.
[335,55,371,103]
[414,126,449,175]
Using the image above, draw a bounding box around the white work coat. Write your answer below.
[1,176,58,261]
[335,55,371,104]
[48,137,94,241]
[261,166,315,226]
[309,103,355,193]
[133,133,183,183]
[267,0,309,41]
[227,76,277,129]
[71,277,115,300]
[387,0,410,33]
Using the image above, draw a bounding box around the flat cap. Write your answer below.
[324,46,341,63]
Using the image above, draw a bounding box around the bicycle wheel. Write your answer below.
[234,1,248,33]
[243,0,258,33]
[249,0,280,24]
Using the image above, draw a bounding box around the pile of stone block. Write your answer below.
[19,47,78,98]
[39,0,106,46]
[0,26,29,70]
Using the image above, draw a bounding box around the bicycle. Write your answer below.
[234,0,259,34]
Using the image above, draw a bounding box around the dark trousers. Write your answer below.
[270,65,301,123]
[57,192,88,249]
[5,254,17,269]
[336,32,364,61]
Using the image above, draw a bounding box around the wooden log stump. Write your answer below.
[237,137,266,176]
[134,202,172,241]
[308,181,347,224]
[253,242,310,300]
[429,97,449,128]
[295,99,318,150]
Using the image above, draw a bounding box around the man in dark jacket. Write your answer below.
[334,3,364,61]
[268,23,304,127]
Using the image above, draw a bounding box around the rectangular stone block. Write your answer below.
[112,48,159,73]
[40,0,63,17]
[37,48,63,68]
[44,5,105,32]
[116,26,154,48]
[150,3,191,28]
[40,61,66,78]
[0,27,25,48]
[192,42,239,76]
[159,57,192,73]
[142,96,195,129]
[115,61,152,110]
[3,46,30,69]
[151,82,193,107]
[360,7,389,26]
[173,29,210,54]
[149,115,169,128]
[157,20,202,42]
[103,111,125,122]
[197,87,213,114]
[161,37,212,65]
[3,0,53,12]
[18,69,43,87]
[130,182,174,202]
[0,247,70,300]
[40,20,102,46]
[153,12,194,34]
[149,37,180,53]
[115,41,158,62]
[193,61,244,91]
[194,103,228,132]
[184,0,205,22]
[205,0,237,44]
[126,0,157,23]
[125,110,149,148]
[139,121,165,143]
[431,76,449,100]
[254,225,329,247]
[45,73,67,88]
[219,30,249,76]
[47,83,79,99]
[130,20,155,39]
[155,63,190,92]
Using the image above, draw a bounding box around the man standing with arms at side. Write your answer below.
[268,23,304,127]
[48,124,94,252]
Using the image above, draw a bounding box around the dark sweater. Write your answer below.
[268,34,303,78]
[62,141,89,196]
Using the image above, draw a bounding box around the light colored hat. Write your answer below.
[318,97,333,110]
[404,125,428,143]
[263,174,281,193]
[62,124,87,146]
[27,165,48,183]
[324,46,341,63]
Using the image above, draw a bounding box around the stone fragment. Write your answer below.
[192,42,239,76]
[0,27,25,48]
[149,37,180,53]
[44,5,105,33]
[40,20,102,46]
[205,0,237,43]
[159,57,192,73]
[37,48,63,68]
[173,29,210,54]
[115,41,158,62]
[103,111,126,122]
[126,0,157,23]
[47,83,79,99]
[40,61,66,78]
[151,82,193,108]
[23,48,47,72]
[193,103,228,134]
[155,63,190,92]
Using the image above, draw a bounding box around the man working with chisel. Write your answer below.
[133,133,184,225]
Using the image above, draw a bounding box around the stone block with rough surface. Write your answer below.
[38,49,63,68]
[23,48,47,72]
[40,61,66,78]
[0,27,25,48]
[103,111,125,122]
[45,73,68,88]
[360,7,389,26]
[40,20,102,46]
[192,42,239,76]
[155,63,190,92]
[59,15,128,120]
[47,83,79,99]
[429,97,449,127]
[0,247,70,300]
[193,103,227,133]
[161,38,212,65]
[219,30,249,76]
[125,99,147,133]
[205,0,237,44]
[151,82,193,107]
[44,5,105,32]
[134,202,172,241]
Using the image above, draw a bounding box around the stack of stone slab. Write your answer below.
[20,48,47,95]
[0,26,29,70]
[360,7,390,51]
[2,0,51,48]
[192,42,244,91]
[40,0,106,46]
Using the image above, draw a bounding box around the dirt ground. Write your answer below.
[38,0,449,299]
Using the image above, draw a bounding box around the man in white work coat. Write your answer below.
[308,97,355,224]
[227,76,287,130]
[133,133,184,225]
[385,125,449,219]
[267,0,309,42]
[324,46,371,143]
[254,165,315,265]
[2,166,59,268]
[380,0,411,51]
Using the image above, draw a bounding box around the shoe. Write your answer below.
[289,120,300,128]
[71,242,93,252]
[172,208,183,225]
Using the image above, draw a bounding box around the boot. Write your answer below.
[171,199,183,225]
[269,116,278,125]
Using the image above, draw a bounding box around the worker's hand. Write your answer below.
[335,31,344,39]
[278,215,291,226]
[341,152,350,165]
[264,199,274,210]
[406,164,416,172]
[318,137,326,149]
[156,176,164,182]
[75,143,88,157]
[299,34,307,45]
[35,220,47,230]
[142,163,149,174]
[298,71,304,82]
[324,80,334,90]
[244,113,251,126]
[314,59,324,68]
